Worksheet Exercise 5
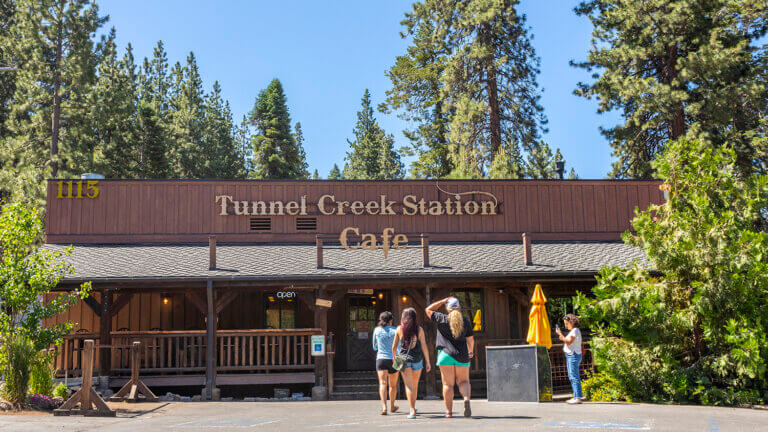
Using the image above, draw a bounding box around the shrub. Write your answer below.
[0,335,37,405]
[53,383,68,399]
[582,371,630,402]
[29,351,56,397]
[28,393,58,410]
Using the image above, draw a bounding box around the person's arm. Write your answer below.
[418,327,431,372]
[556,328,575,344]
[391,326,401,358]
[425,297,449,318]
[466,335,475,360]
[372,327,379,352]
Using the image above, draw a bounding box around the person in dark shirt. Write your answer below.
[391,307,431,419]
[426,297,475,418]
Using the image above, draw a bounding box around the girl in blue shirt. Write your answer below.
[372,311,399,415]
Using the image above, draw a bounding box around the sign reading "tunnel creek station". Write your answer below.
[215,191,499,216]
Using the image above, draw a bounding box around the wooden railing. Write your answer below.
[53,328,322,377]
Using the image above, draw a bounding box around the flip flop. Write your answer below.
[408,412,416,419]
[380,409,387,415]
[445,412,453,418]
[464,399,472,417]
[390,405,399,413]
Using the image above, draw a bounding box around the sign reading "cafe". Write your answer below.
[215,192,499,217]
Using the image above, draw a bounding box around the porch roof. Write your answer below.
[44,241,647,284]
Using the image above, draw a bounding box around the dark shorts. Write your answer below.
[376,359,396,374]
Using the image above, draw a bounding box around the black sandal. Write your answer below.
[463,399,472,417]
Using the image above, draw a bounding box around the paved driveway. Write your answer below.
[0,400,764,431]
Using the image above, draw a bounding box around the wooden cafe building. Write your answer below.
[43,179,663,399]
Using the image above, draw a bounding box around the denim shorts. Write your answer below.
[405,359,424,371]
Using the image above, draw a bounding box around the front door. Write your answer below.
[346,295,379,371]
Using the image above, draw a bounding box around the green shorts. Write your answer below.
[436,350,471,367]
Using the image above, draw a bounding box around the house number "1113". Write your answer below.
[56,180,100,199]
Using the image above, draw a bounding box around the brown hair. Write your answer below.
[378,311,393,327]
[400,308,418,347]
[564,314,580,328]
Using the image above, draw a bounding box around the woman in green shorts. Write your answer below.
[426,297,474,418]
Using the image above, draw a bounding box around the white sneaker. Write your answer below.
[566,397,582,404]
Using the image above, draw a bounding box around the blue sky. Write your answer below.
[99,0,620,179]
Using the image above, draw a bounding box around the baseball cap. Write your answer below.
[446,297,460,310]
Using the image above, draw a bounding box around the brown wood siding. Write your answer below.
[45,180,663,244]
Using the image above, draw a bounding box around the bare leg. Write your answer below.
[409,368,422,415]
[455,365,471,417]
[440,365,456,416]
[388,372,400,412]
[376,369,389,413]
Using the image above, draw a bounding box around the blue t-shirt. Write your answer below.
[372,325,397,360]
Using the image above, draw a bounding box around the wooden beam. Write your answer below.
[314,286,328,389]
[215,289,238,314]
[504,287,530,307]
[185,291,207,314]
[99,291,112,374]
[297,291,316,311]
[405,287,426,310]
[110,293,133,316]
[83,295,101,317]
[204,280,217,400]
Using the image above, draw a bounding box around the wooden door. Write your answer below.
[345,296,378,371]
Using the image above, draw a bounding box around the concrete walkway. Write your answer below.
[0,399,764,431]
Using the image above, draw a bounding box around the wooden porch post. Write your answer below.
[204,280,218,400]
[314,285,328,388]
[424,284,437,398]
[99,290,112,375]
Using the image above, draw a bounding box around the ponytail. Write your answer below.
[378,311,393,327]
[449,309,464,338]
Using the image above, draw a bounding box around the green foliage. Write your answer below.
[576,136,768,405]
[29,351,55,397]
[582,372,630,402]
[574,0,768,178]
[328,163,342,180]
[0,196,91,348]
[344,90,404,180]
[53,382,68,399]
[0,335,36,405]
[248,79,308,179]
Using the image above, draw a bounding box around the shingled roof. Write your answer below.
[43,241,646,283]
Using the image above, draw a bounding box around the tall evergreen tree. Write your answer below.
[0,0,16,141]
[574,0,768,178]
[382,18,451,178]
[200,81,245,178]
[312,169,319,180]
[328,163,341,180]
[233,115,253,176]
[247,79,305,179]
[2,0,106,179]
[408,0,548,177]
[139,41,170,116]
[135,102,168,178]
[167,52,205,178]
[344,89,404,180]
[292,122,310,179]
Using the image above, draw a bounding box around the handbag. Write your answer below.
[392,338,412,371]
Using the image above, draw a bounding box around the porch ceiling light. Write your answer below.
[378,293,384,300]
[401,295,407,303]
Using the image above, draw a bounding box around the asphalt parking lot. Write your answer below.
[0,399,765,431]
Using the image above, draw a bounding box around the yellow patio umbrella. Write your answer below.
[526,284,552,349]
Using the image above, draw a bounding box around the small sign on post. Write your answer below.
[315,298,332,308]
[311,335,326,356]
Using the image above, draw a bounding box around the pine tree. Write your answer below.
[312,169,319,180]
[574,0,768,177]
[200,82,245,178]
[409,0,547,177]
[344,89,404,180]
[328,163,341,180]
[233,115,253,176]
[167,53,205,178]
[292,122,310,179]
[135,102,168,178]
[247,79,305,179]
[382,18,451,178]
[3,0,106,179]
[0,0,16,140]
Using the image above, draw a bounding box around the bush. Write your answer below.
[53,383,68,399]
[29,351,56,397]
[582,371,630,402]
[0,335,37,405]
[28,393,58,410]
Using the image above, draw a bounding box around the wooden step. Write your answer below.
[330,391,379,400]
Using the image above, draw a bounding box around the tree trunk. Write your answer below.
[487,65,501,160]
[665,44,686,139]
[50,25,64,178]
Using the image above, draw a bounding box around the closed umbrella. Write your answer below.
[526,284,552,349]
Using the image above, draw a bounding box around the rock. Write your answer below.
[291,393,304,399]
[180,396,191,402]
[211,388,221,401]
[101,389,114,399]
[273,388,290,399]
[311,386,328,401]
[191,395,201,402]
[243,397,257,402]
[256,397,270,402]
[0,400,12,411]
[221,397,233,402]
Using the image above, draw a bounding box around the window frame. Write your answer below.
[263,292,298,329]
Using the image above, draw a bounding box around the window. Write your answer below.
[264,293,297,329]
[450,289,484,332]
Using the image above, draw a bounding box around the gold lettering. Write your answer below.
[215,195,233,215]
[365,200,379,214]
[350,201,365,215]
[269,201,284,215]
[381,228,393,258]
[318,195,335,215]
[86,180,99,198]
[340,227,360,250]
[234,201,249,215]
[428,200,444,215]
[402,195,418,215]
[56,181,64,198]
[380,195,396,215]
[464,201,480,215]
[285,201,300,215]
[336,200,349,215]
[393,234,407,250]
[361,233,376,250]
[481,200,497,215]
[300,195,308,215]
[75,181,83,198]
[251,201,267,215]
